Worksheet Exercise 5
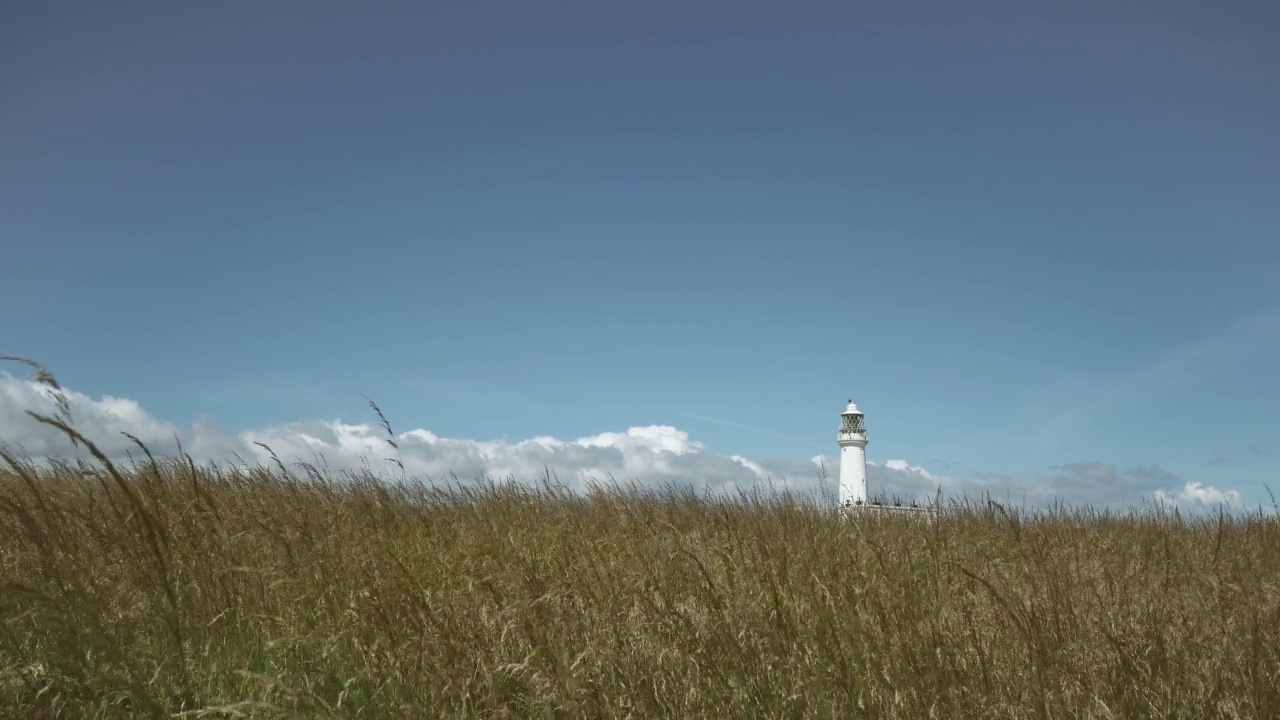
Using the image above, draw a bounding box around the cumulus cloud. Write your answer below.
[0,376,809,497]
[230,419,794,495]
[0,376,1250,512]
[0,375,184,458]
[984,463,1245,513]
[824,458,1246,514]
[1155,482,1242,509]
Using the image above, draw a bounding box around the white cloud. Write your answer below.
[1154,482,1243,509]
[884,458,937,481]
[0,376,790,496]
[0,376,1250,513]
[0,375,184,458]
[729,455,769,479]
[967,463,1246,514]
[835,457,1247,513]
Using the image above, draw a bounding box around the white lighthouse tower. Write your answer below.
[837,400,869,507]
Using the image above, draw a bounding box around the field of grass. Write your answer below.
[0,364,1278,718]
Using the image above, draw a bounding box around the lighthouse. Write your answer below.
[837,400,869,507]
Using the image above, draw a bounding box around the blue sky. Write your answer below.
[2,0,1277,507]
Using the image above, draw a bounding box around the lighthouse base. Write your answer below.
[837,501,937,523]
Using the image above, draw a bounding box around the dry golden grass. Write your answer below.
[0,360,1277,718]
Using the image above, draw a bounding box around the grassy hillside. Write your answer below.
[1,440,1278,719]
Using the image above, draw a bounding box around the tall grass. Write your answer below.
[0,361,1278,717]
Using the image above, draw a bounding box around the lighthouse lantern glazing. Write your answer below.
[838,400,869,507]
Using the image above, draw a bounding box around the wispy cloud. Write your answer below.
[1031,305,1280,450]
[1249,444,1270,456]
[400,377,545,413]
[675,412,828,451]
[1206,450,1235,467]
[927,458,962,472]
[1119,306,1280,404]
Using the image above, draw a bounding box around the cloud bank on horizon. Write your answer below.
[0,375,1245,513]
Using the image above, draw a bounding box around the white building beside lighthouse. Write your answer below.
[837,400,869,507]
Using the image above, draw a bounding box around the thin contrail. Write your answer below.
[676,412,829,451]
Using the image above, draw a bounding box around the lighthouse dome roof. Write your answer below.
[843,400,862,415]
